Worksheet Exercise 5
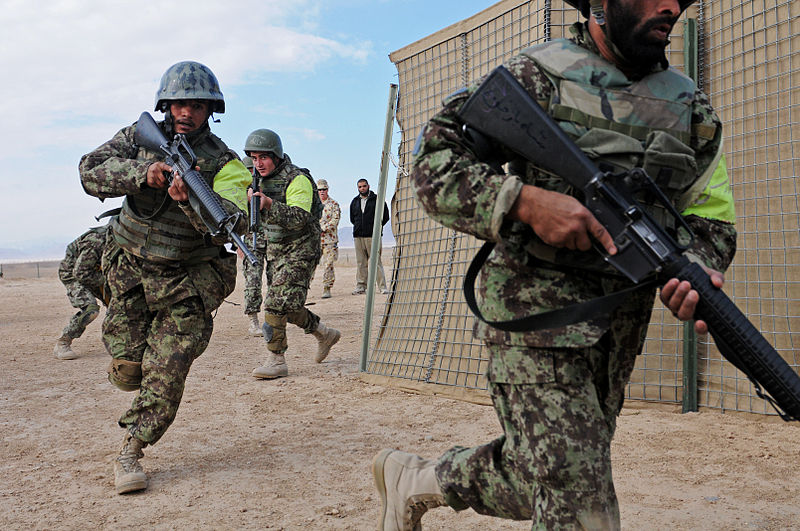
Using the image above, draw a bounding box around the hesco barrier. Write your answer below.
[361,0,800,417]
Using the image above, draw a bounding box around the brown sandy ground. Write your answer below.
[1,257,800,530]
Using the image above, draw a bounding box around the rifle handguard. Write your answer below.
[665,258,800,421]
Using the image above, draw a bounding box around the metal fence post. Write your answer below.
[681,17,699,413]
[360,83,399,372]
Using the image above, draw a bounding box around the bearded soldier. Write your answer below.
[54,223,111,360]
[245,129,341,379]
[79,61,251,495]
[372,0,736,529]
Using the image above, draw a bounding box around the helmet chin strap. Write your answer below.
[589,0,606,25]
[161,107,210,139]
[588,0,649,76]
[163,108,175,136]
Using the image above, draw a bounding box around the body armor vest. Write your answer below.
[112,123,227,263]
[515,39,702,271]
[259,157,323,243]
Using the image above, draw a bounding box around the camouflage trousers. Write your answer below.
[99,240,235,445]
[320,243,338,289]
[103,288,212,445]
[58,278,99,339]
[435,337,637,529]
[241,246,269,315]
[262,249,320,354]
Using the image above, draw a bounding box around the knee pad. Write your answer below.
[263,313,288,353]
[107,359,142,392]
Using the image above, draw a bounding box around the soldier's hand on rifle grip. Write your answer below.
[660,265,725,334]
[168,174,190,202]
[248,189,272,212]
[510,184,617,255]
[146,161,173,189]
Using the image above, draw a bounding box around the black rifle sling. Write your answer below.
[95,207,123,221]
[463,241,657,332]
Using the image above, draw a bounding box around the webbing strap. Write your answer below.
[463,241,656,332]
[551,104,692,145]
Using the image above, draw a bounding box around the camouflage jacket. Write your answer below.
[320,197,341,246]
[59,224,110,300]
[79,121,246,312]
[258,156,322,263]
[412,22,737,349]
[79,120,248,257]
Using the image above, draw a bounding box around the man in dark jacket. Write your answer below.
[349,178,390,294]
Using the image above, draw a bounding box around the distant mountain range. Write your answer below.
[0,242,73,263]
[336,223,395,248]
[0,224,395,263]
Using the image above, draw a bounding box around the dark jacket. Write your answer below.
[350,191,389,238]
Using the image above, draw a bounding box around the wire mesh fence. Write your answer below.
[364,0,800,416]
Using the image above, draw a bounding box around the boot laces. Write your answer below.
[118,439,144,472]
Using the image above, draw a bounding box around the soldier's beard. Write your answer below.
[605,0,676,69]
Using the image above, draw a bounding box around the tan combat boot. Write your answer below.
[373,449,446,531]
[321,287,332,299]
[54,336,77,360]
[247,313,263,337]
[312,322,341,363]
[114,432,148,494]
[252,353,288,379]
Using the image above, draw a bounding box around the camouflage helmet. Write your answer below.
[244,129,283,159]
[563,0,695,22]
[242,156,254,171]
[316,179,329,190]
[155,61,225,114]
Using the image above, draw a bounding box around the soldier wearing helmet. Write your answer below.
[238,150,272,338]
[244,128,340,380]
[79,61,251,495]
[373,1,736,529]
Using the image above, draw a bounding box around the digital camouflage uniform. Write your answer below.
[411,22,737,528]
[242,156,271,315]
[79,118,250,446]
[241,226,270,315]
[319,195,341,290]
[257,154,323,353]
[58,224,109,339]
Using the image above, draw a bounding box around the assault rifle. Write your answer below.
[249,164,260,249]
[457,65,800,421]
[134,111,257,266]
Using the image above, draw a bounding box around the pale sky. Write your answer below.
[0,0,493,258]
